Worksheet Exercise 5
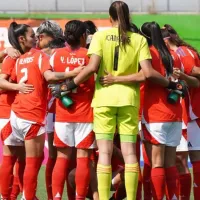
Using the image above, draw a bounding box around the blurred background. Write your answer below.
[1,0,200,13]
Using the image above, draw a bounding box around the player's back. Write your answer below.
[50,46,95,123]
[11,48,50,123]
[143,46,182,123]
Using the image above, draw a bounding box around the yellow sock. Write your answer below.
[125,163,139,200]
[97,164,112,200]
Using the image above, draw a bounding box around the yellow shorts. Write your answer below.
[94,106,138,142]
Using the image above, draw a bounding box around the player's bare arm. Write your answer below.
[140,59,169,87]
[0,48,21,63]
[44,66,84,82]
[173,68,200,88]
[191,66,200,79]
[74,54,101,85]
[99,69,145,86]
[0,74,34,93]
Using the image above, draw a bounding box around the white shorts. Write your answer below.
[187,119,200,151]
[141,122,182,147]
[10,111,45,143]
[54,122,96,149]
[45,113,55,134]
[0,118,23,146]
[177,121,188,152]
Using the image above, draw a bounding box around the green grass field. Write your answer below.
[30,166,194,200]
[0,13,200,50]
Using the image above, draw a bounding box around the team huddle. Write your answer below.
[0,1,200,200]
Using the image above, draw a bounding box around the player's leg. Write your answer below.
[52,122,73,199]
[22,122,45,200]
[176,152,191,200]
[10,147,25,200]
[164,122,182,200]
[136,134,142,200]
[176,128,191,200]
[0,118,23,199]
[142,122,167,200]
[93,107,117,200]
[74,123,96,200]
[45,113,57,200]
[118,106,139,200]
[187,119,200,200]
[142,142,152,200]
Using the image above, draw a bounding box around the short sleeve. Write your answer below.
[1,56,16,76]
[87,32,103,57]
[139,37,152,62]
[39,53,52,74]
[176,47,196,75]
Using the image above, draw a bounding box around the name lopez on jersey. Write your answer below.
[60,57,85,65]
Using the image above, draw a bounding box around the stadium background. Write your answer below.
[0,0,200,199]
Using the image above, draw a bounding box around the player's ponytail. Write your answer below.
[64,20,87,48]
[8,22,30,54]
[163,24,200,59]
[140,22,173,75]
[109,1,132,48]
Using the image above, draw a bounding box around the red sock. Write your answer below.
[23,157,43,200]
[136,168,142,200]
[52,157,69,200]
[66,162,76,200]
[10,176,20,200]
[178,173,191,200]
[113,183,126,200]
[15,159,26,192]
[165,166,179,200]
[151,168,165,200]
[75,157,90,199]
[192,161,200,200]
[142,143,152,200]
[45,158,56,200]
[0,155,17,199]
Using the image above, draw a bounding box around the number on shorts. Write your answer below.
[65,67,77,93]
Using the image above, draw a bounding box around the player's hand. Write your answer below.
[72,66,84,76]
[6,47,21,59]
[49,82,69,98]
[173,68,184,79]
[167,80,188,98]
[17,83,34,94]
[99,70,116,86]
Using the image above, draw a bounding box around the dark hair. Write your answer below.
[64,20,86,48]
[140,22,173,74]
[130,23,139,33]
[162,24,200,58]
[109,1,132,47]
[8,22,30,54]
[48,37,65,49]
[84,20,97,35]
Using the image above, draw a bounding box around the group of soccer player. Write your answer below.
[0,0,200,200]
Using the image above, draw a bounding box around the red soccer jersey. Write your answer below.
[47,90,56,113]
[50,47,94,123]
[11,48,51,124]
[176,46,200,121]
[0,56,17,118]
[139,84,144,121]
[143,46,182,123]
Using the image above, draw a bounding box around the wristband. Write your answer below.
[67,79,78,90]
[166,81,177,90]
